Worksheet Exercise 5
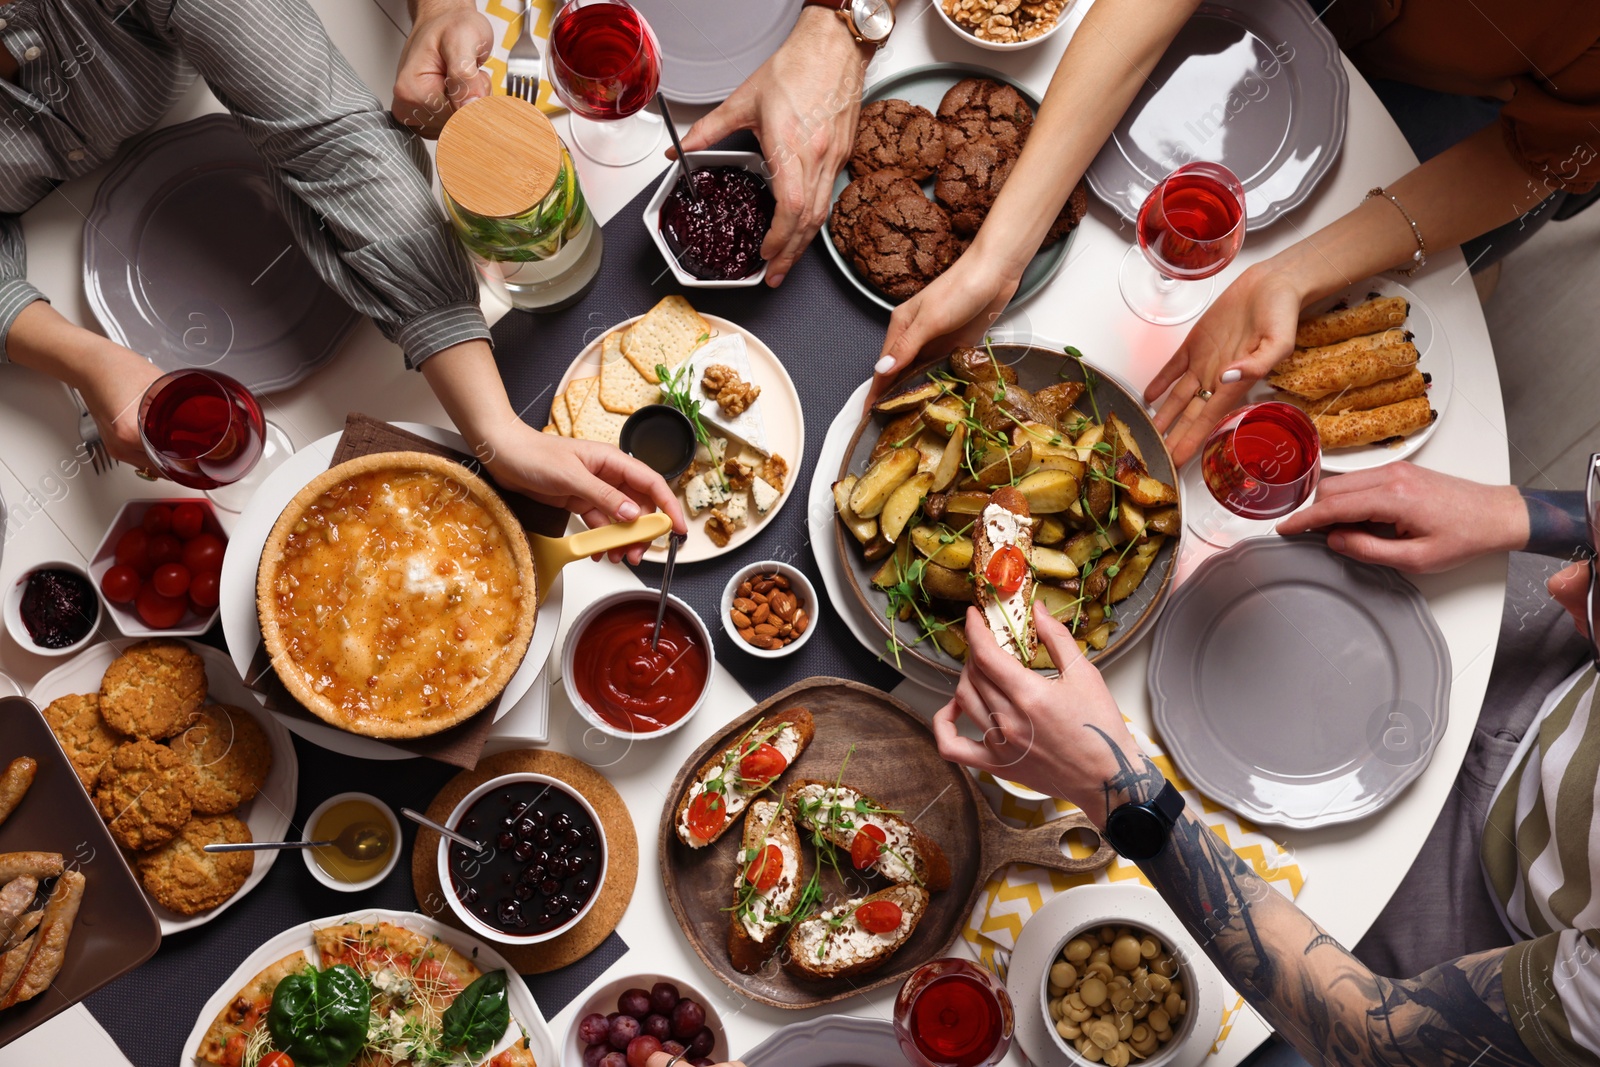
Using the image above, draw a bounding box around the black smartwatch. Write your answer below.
[1103,780,1185,861]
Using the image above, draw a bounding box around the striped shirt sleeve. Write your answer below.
[0,214,48,364]
[146,0,490,369]
[1502,928,1600,1067]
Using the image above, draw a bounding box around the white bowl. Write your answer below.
[562,590,715,741]
[300,791,403,893]
[89,497,223,638]
[3,559,101,657]
[562,973,726,1067]
[437,772,609,946]
[719,560,819,659]
[932,0,1072,50]
[643,150,771,288]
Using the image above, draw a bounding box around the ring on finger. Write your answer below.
[1195,388,1214,401]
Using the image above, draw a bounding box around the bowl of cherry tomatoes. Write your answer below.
[89,499,228,637]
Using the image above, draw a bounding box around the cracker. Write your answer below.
[570,385,628,447]
[550,390,573,436]
[599,332,661,415]
[620,296,710,383]
[564,376,598,427]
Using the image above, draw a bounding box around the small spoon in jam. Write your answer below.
[658,93,697,197]
[205,821,391,861]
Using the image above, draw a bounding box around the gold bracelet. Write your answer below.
[1364,186,1426,276]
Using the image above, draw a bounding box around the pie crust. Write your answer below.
[256,452,537,738]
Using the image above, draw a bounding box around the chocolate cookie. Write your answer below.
[830,171,962,300]
[934,140,1016,236]
[937,77,1034,155]
[849,99,948,181]
[1043,178,1091,246]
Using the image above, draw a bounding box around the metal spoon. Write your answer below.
[205,821,391,861]
[657,93,697,199]
[401,807,485,853]
[651,533,685,651]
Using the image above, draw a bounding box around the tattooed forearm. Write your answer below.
[1090,734,1536,1066]
[1521,489,1589,560]
[1084,724,1164,821]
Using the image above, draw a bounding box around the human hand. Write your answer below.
[1275,462,1528,573]
[671,8,868,286]
[480,422,688,565]
[75,344,163,468]
[393,0,493,137]
[1143,262,1303,465]
[933,603,1150,824]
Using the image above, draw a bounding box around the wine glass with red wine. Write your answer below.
[138,368,291,513]
[1187,400,1321,548]
[546,0,664,167]
[1119,161,1247,326]
[895,958,1015,1067]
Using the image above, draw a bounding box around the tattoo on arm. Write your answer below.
[1521,489,1589,560]
[1085,730,1536,1066]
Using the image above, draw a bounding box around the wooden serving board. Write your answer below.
[658,677,1115,1008]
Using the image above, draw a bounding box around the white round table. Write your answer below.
[0,1,1507,1064]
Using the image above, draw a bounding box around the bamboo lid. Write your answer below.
[437,96,565,219]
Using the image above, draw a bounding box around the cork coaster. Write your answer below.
[412,749,638,973]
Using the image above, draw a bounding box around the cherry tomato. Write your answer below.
[259,1053,295,1067]
[738,742,788,787]
[222,1034,248,1067]
[114,527,151,575]
[984,544,1028,597]
[152,562,191,599]
[140,504,172,535]
[181,532,225,574]
[685,792,726,844]
[745,844,784,891]
[189,570,221,610]
[100,564,141,605]
[148,532,182,568]
[171,501,206,540]
[850,823,888,870]
[855,899,903,934]
[135,585,187,629]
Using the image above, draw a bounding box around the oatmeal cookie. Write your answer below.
[41,692,127,790]
[168,704,273,815]
[937,77,1034,154]
[136,814,253,915]
[1043,178,1091,245]
[99,639,207,740]
[934,140,1017,236]
[95,739,195,851]
[830,171,962,300]
[849,99,948,181]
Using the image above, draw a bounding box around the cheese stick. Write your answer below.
[1266,341,1419,400]
[1312,398,1436,449]
[1279,370,1430,416]
[1274,329,1412,376]
[1295,295,1409,347]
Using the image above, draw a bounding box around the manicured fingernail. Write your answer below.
[618,500,640,521]
[1220,369,1242,383]
[874,356,896,375]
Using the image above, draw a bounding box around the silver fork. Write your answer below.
[63,383,114,475]
[506,0,542,105]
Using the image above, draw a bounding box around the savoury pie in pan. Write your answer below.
[257,451,537,738]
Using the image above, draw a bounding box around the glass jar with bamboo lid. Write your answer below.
[436,95,602,311]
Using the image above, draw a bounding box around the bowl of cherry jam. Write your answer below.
[4,560,100,657]
[438,772,608,946]
[644,151,775,288]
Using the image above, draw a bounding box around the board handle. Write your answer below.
[981,801,1117,875]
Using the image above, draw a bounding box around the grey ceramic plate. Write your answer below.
[634,0,804,104]
[84,115,360,395]
[836,345,1181,679]
[1148,536,1450,829]
[823,64,1077,313]
[1085,0,1348,232]
[743,1015,904,1067]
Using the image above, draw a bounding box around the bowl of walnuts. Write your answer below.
[935,0,1072,50]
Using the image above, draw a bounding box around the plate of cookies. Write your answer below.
[544,295,804,564]
[28,637,298,935]
[824,65,1087,312]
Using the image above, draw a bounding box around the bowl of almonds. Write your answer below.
[720,561,818,658]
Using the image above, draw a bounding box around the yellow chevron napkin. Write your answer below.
[962,721,1305,1058]
[480,0,563,114]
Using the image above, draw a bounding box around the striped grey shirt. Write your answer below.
[0,0,490,369]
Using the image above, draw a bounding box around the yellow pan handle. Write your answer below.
[527,512,674,579]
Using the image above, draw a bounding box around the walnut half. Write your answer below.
[701,363,761,418]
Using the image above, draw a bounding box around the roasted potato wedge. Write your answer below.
[962,441,1033,489]
[832,476,878,545]
[1086,455,1114,523]
[1107,414,1147,467]
[1082,555,1114,601]
[1109,537,1163,603]
[944,490,990,516]
[1064,528,1127,569]
[869,411,924,466]
[1147,506,1182,536]
[911,525,975,570]
[923,492,948,523]
[1031,642,1056,670]
[871,533,914,589]
[1073,421,1104,461]
[949,346,1019,384]
[873,379,951,414]
[1084,622,1115,651]
[850,447,918,519]
[972,385,1052,434]
[1034,381,1086,425]
[1016,423,1088,477]
[915,433,946,477]
[862,535,895,562]
[931,422,966,492]
[1030,544,1080,581]
[920,401,968,438]
[1118,498,1147,541]
[920,561,975,603]
[881,472,934,544]
[1017,469,1078,514]
[932,619,969,661]
[1034,583,1080,619]
[1035,515,1067,546]
[1114,453,1180,506]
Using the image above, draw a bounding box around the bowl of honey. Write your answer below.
[301,791,401,892]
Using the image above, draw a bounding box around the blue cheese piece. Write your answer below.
[724,491,749,529]
[751,476,780,515]
[685,473,721,517]
[688,334,770,456]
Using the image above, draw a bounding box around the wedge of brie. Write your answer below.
[688,334,770,456]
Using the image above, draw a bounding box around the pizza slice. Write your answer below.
[195,950,308,1066]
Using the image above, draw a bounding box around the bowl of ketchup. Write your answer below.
[562,590,715,740]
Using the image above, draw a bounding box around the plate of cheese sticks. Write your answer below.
[1256,277,1452,473]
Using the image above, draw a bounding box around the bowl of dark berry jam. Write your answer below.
[438,772,608,945]
[5,560,100,656]
[645,151,775,287]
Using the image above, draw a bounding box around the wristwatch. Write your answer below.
[803,0,895,48]
[1103,780,1185,861]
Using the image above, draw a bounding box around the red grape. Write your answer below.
[661,1042,686,1058]
[140,505,172,535]
[136,585,186,629]
[171,502,206,540]
[608,1015,641,1051]
[582,1045,608,1067]
[627,1035,662,1067]
[181,532,225,575]
[152,563,191,599]
[687,1029,714,1058]
[669,1000,705,1041]
[149,533,182,568]
[189,571,221,611]
[100,565,141,605]
[618,988,651,1020]
[578,1013,610,1046]
[599,1054,628,1067]
[115,528,151,574]
[643,1015,671,1042]
[650,982,680,1014]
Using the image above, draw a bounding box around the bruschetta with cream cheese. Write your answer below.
[789,780,951,890]
[973,486,1038,664]
[727,799,806,973]
[783,884,929,981]
[675,708,816,848]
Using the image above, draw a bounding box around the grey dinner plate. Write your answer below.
[633,0,804,104]
[823,64,1076,314]
[84,115,360,395]
[1085,0,1348,232]
[1148,536,1450,829]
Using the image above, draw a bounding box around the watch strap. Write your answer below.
[1105,779,1184,861]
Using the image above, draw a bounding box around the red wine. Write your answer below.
[140,370,265,490]
[908,974,1006,1067]
[549,2,660,120]
[1202,402,1320,520]
[1138,169,1245,280]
